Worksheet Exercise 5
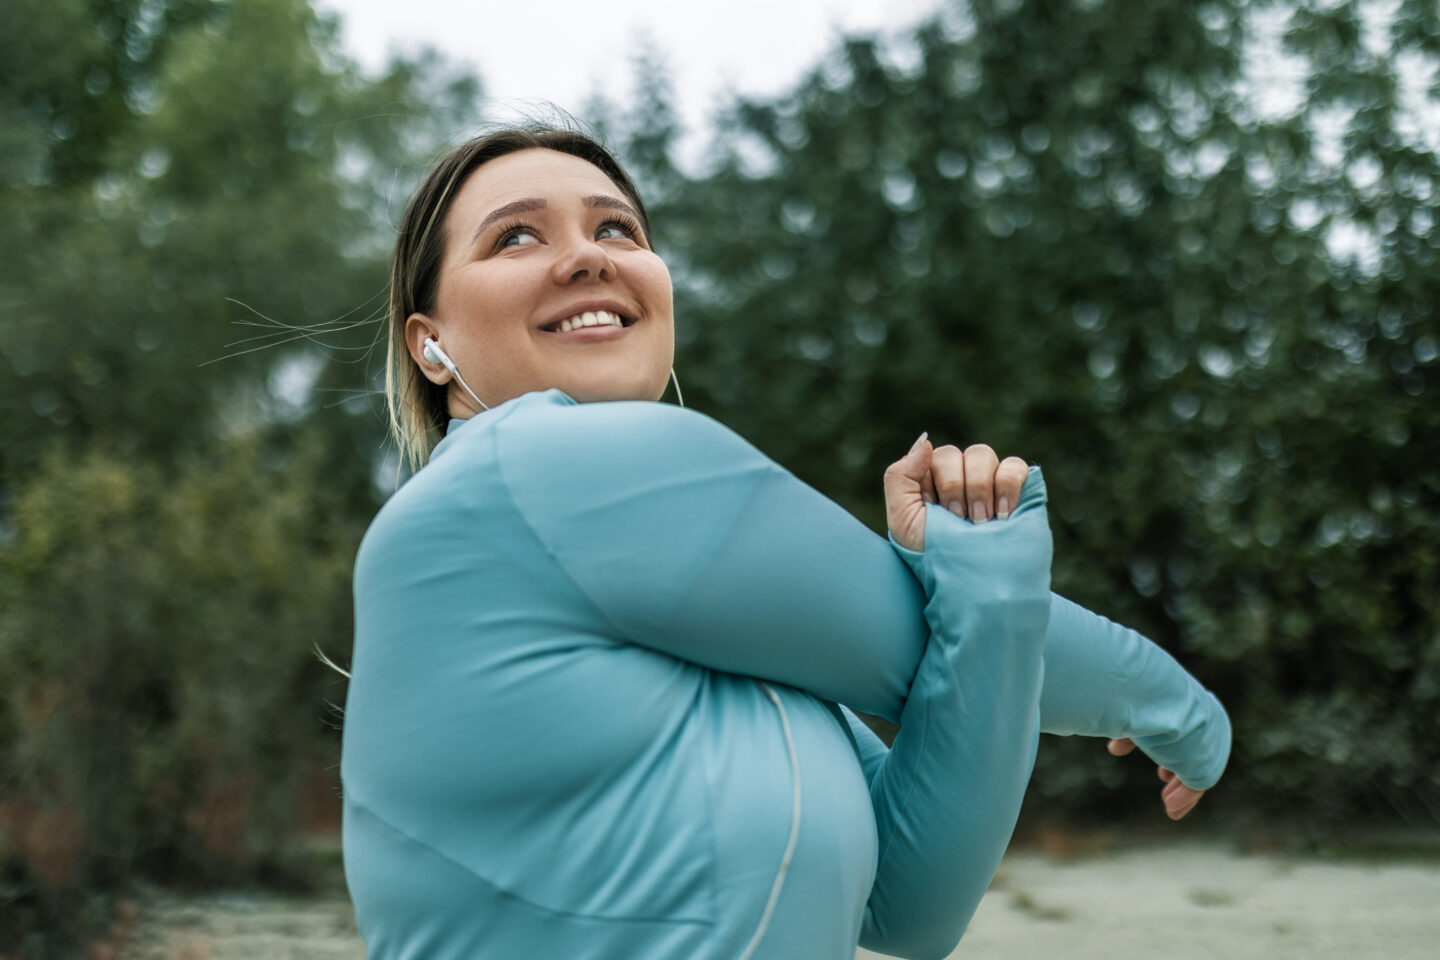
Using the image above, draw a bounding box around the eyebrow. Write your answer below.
[583,193,639,220]
[470,194,640,244]
[472,198,547,244]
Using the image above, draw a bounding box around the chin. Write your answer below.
[562,380,667,404]
[556,363,671,405]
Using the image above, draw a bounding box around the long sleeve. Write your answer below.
[489,394,930,722]
[837,598,1233,802]
[846,594,1231,959]
[857,479,1052,959]
[486,394,1227,792]
[1039,596,1230,789]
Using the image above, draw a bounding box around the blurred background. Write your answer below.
[2,0,1437,955]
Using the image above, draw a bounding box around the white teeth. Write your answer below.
[552,310,624,333]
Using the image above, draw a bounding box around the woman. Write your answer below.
[341,125,1229,960]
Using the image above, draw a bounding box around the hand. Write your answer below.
[884,435,1029,551]
[1107,738,1206,820]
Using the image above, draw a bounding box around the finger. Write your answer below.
[883,434,934,506]
[994,456,1028,520]
[884,432,934,485]
[884,433,934,551]
[1107,738,1136,757]
[962,444,1000,523]
[1157,766,1176,783]
[1163,778,1205,820]
[931,444,967,518]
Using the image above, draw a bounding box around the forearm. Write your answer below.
[860,470,1051,960]
[1038,595,1230,790]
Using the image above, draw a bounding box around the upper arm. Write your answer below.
[494,400,927,722]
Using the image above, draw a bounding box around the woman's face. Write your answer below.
[407,148,674,413]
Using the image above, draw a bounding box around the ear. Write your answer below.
[405,313,452,386]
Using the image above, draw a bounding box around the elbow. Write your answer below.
[864,928,966,960]
[861,908,972,960]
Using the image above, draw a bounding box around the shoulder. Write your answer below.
[498,390,748,450]
[447,392,788,578]
[359,391,772,558]
[360,390,783,561]
[445,390,773,482]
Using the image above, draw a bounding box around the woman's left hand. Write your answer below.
[1107,738,1207,820]
[884,436,1029,551]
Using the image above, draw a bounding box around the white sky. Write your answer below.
[319,0,944,149]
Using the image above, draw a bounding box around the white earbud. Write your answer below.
[422,337,449,368]
[422,337,489,411]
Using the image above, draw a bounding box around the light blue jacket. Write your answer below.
[342,390,1229,960]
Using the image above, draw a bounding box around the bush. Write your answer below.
[0,431,359,899]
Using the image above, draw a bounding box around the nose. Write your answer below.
[551,232,615,285]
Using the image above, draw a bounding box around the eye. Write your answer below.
[597,216,642,242]
[495,220,540,250]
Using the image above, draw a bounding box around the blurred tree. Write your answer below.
[3,5,1438,952]
[0,432,360,889]
[0,0,479,491]
[626,0,1439,826]
[0,0,481,947]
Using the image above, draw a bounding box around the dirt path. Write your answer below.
[121,890,363,960]
[865,844,1440,960]
[121,844,1440,959]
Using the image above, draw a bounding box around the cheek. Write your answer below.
[439,269,535,340]
[639,261,675,323]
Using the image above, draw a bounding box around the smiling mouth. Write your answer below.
[541,310,636,333]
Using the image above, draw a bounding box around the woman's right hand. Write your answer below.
[884,435,1030,551]
[1107,738,1208,820]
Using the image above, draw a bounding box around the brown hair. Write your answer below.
[385,124,653,471]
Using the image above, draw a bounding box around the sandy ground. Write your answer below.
[120,843,1440,960]
[865,844,1440,960]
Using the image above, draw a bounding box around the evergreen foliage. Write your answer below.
[1,0,477,944]
[1,0,1436,946]
[620,0,1439,827]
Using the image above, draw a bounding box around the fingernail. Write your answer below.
[909,431,929,455]
[947,501,964,517]
[971,501,989,523]
[997,496,1010,520]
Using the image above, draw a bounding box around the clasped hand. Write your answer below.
[881,434,1206,821]
[882,434,1027,553]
